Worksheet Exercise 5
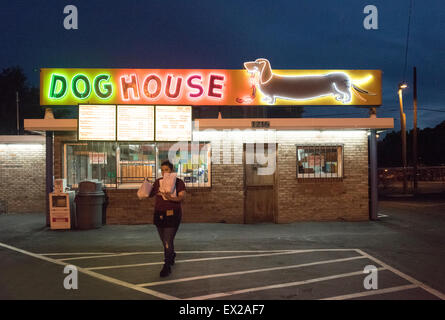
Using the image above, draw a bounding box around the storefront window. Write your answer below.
[157,142,211,187]
[296,145,343,179]
[64,142,117,188]
[118,144,156,185]
[64,142,211,188]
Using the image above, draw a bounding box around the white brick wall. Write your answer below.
[0,142,46,213]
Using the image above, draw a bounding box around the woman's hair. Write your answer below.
[161,160,174,171]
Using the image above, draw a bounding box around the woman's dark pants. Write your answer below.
[156,226,179,265]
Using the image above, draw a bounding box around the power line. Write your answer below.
[402,0,413,81]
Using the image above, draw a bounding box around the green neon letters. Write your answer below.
[72,74,91,99]
[94,74,113,99]
[48,73,113,100]
[49,74,68,99]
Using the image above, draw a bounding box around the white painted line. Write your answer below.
[40,252,117,256]
[59,252,151,262]
[185,267,386,300]
[355,249,445,300]
[85,250,305,271]
[57,250,300,261]
[320,284,418,300]
[137,255,367,287]
[0,241,178,300]
[58,249,356,262]
[41,249,357,256]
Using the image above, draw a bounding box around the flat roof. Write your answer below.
[0,135,46,143]
[24,117,394,132]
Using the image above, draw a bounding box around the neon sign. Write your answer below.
[40,65,381,106]
[48,73,112,100]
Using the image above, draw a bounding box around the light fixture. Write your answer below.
[399,82,408,90]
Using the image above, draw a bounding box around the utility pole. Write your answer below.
[413,67,418,194]
[398,87,408,194]
[16,91,20,135]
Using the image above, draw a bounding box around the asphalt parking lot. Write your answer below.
[0,196,444,300]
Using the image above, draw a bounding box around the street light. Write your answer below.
[398,82,408,194]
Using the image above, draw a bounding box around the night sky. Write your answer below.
[1,0,444,131]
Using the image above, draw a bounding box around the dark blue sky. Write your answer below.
[1,0,444,130]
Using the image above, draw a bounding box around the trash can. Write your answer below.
[75,180,105,230]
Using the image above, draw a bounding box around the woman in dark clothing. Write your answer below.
[149,160,186,277]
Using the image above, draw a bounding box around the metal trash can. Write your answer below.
[75,180,105,230]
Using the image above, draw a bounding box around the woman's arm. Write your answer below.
[162,191,186,202]
[149,180,159,198]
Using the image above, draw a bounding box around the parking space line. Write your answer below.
[355,249,445,300]
[84,250,309,271]
[56,250,301,261]
[0,241,179,300]
[59,252,155,261]
[40,252,116,256]
[84,249,362,271]
[137,255,368,287]
[319,284,418,300]
[184,267,387,300]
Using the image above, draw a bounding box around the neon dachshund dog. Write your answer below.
[242,58,373,104]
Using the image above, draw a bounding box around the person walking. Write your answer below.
[149,160,186,277]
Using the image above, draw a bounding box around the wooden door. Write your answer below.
[244,143,276,224]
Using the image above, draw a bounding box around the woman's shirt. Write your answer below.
[149,177,186,212]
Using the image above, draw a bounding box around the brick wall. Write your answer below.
[0,141,46,213]
[276,131,369,222]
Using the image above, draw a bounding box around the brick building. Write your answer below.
[23,65,393,225]
[24,116,392,224]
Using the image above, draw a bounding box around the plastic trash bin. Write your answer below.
[75,180,105,230]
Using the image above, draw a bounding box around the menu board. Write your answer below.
[117,105,154,141]
[78,105,116,141]
[155,106,192,141]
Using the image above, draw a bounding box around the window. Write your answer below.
[64,142,211,188]
[157,142,211,187]
[296,145,343,180]
[64,142,117,188]
[117,144,156,185]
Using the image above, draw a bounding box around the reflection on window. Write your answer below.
[297,145,343,179]
[118,144,156,184]
[157,142,211,187]
[65,142,117,188]
[64,142,211,188]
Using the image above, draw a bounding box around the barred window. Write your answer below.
[296,145,343,180]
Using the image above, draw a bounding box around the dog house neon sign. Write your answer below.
[40,62,381,106]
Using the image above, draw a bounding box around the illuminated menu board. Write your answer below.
[117,105,154,141]
[78,105,116,141]
[155,106,192,141]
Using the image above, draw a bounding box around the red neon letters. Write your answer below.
[120,73,225,102]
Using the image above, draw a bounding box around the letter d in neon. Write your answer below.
[49,74,68,99]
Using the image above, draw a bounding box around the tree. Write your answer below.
[0,66,42,134]
[378,121,445,167]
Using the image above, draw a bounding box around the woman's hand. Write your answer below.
[160,191,185,202]
[162,192,175,201]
